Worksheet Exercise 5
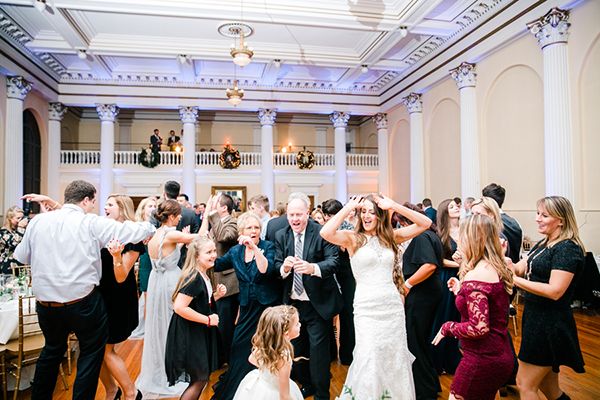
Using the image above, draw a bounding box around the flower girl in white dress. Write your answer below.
[233,305,304,400]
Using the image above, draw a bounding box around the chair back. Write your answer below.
[15,295,42,365]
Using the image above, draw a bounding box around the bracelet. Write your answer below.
[207,316,211,326]
[405,280,413,289]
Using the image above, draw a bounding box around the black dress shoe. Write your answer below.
[135,390,143,400]
[300,385,315,398]
[113,388,122,400]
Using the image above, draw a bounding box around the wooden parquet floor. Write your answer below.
[10,306,600,399]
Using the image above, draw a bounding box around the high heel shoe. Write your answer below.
[113,388,122,400]
[135,390,143,400]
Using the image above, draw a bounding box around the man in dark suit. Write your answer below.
[482,183,523,263]
[200,193,239,364]
[265,213,289,242]
[275,192,341,400]
[422,198,437,223]
[150,128,162,152]
[161,181,199,267]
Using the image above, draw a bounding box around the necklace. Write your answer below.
[526,243,547,280]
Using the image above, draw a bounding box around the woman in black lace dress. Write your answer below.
[510,196,585,400]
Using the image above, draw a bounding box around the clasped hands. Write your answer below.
[283,256,314,275]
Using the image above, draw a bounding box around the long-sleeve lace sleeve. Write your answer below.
[441,288,490,339]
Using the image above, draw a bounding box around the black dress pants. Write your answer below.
[33,289,108,400]
[216,293,239,365]
[291,300,332,400]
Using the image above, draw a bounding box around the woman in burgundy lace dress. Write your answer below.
[432,214,515,400]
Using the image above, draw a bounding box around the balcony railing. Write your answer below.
[60,150,378,168]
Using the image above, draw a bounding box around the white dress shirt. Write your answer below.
[14,204,156,302]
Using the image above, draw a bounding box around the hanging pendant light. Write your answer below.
[230,29,254,67]
[226,79,244,106]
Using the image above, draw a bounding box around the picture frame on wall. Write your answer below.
[211,186,247,212]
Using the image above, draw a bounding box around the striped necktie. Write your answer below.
[293,233,304,295]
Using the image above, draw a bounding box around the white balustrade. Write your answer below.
[60,150,378,169]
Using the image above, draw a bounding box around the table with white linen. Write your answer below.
[0,298,36,390]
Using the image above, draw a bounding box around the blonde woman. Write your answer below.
[432,214,515,400]
[99,194,146,400]
[165,236,226,400]
[311,208,325,225]
[233,305,303,399]
[320,194,431,400]
[0,206,25,274]
[510,196,585,400]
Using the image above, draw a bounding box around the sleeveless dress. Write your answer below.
[136,228,187,398]
[339,236,416,400]
[233,362,303,400]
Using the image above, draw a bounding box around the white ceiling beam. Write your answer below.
[178,57,196,82]
[261,61,280,86]
[335,67,363,89]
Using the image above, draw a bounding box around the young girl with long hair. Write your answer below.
[320,194,431,400]
[432,214,515,400]
[165,236,226,400]
[233,305,303,400]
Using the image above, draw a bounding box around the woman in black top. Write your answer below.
[510,196,585,400]
[399,203,443,400]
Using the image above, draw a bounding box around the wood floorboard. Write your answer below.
[8,306,600,399]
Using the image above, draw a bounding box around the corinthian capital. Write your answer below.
[49,102,68,121]
[330,111,350,128]
[402,93,422,114]
[373,113,388,130]
[527,8,570,49]
[96,104,119,122]
[258,108,277,126]
[6,76,32,100]
[450,62,476,89]
[179,106,199,124]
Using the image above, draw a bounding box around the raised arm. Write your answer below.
[319,196,360,253]
[374,195,431,243]
[441,287,490,339]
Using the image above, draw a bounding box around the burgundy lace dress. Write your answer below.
[441,281,514,400]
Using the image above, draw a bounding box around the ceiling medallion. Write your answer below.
[218,22,254,67]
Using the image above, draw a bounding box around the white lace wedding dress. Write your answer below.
[339,235,416,400]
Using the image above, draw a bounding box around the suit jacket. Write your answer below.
[209,212,239,296]
[424,207,437,223]
[176,206,199,267]
[265,214,289,243]
[275,221,342,320]
[150,134,162,151]
[214,240,281,306]
[501,213,523,263]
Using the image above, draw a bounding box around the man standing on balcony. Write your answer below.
[150,128,162,152]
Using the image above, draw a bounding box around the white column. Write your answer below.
[315,126,327,154]
[96,104,118,212]
[450,62,480,199]
[179,106,199,203]
[374,113,389,196]
[402,93,425,204]
[258,108,276,205]
[527,8,574,200]
[330,111,350,202]
[3,77,31,208]
[48,102,67,200]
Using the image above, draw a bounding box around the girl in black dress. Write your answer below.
[398,203,444,400]
[100,195,145,400]
[165,236,227,400]
[510,196,585,400]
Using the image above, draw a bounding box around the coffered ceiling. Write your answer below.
[0,0,556,112]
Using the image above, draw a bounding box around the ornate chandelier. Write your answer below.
[230,29,253,67]
[226,80,244,106]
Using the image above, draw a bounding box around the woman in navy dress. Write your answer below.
[211,212,280,400]
[510,196,585,400]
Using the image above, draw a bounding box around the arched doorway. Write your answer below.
[23,109,41,212]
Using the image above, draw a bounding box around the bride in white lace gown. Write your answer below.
[136,200,198,398]
[320,194,432,400]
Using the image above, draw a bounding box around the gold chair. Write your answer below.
[1,345,7,400]
[2,295,68,400]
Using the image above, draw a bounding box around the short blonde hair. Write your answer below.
[237,212,262,232]
[135,197,157,222]
[3,206,24,231]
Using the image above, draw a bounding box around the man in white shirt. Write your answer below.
[14,180,155,400]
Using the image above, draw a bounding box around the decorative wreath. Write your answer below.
[139,147,160,168]
[296,147,315,170]
[219,143,241,169]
